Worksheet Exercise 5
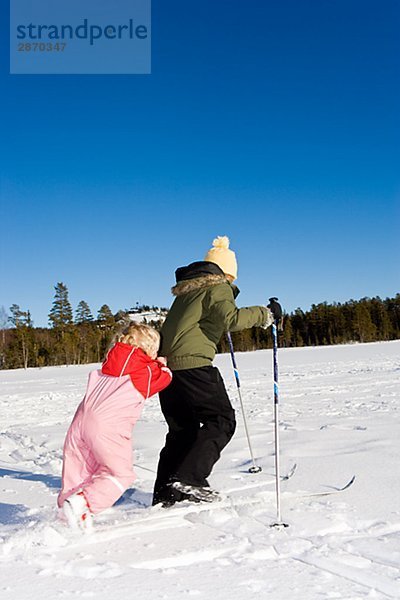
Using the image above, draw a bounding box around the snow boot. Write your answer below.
[63,491,93,533]
[171,481,221,503]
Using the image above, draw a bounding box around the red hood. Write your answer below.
[102,342,152,377]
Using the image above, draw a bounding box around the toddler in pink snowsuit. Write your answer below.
[58,322,172,530]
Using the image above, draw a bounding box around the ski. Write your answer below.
[288,475,356,499]
[86,493,270,541]
[281,462,298,481]
[64,470,353,542]
[90,467,299,537]
[224,462,297,494]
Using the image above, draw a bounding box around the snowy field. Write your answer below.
[0,341,399,599]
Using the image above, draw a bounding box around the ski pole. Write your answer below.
[270,316,289,528]
[226,331,262,474]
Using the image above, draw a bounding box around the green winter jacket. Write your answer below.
[160,261,272,371]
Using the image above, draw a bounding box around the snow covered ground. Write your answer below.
[0,341,399,599]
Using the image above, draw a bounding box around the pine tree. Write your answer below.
[352,301,377,342]
[8,304,33,369]
[48,283,74,365]
[75,300,93,324]
[96,304,116,362]
[72,301,94,364]
[48,283,73,330]
[385,294,400,337]
[281,315,293,347]
[291,308,307,346]
[0,306,9,368]
[369,297,391,340]
[9,304,24,328]
[97,304,115,327]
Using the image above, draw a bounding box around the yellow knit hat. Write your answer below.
[204,236,238,280]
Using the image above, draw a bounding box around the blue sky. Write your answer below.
[1,0,399,327]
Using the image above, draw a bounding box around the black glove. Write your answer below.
[268,297,283,322]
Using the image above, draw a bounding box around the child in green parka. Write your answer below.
[152,236,281,506]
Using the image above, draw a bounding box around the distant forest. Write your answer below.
[1,282,399,370]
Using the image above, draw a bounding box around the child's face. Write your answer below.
[146,342,159,360]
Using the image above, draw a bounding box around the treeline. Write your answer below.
[0,283,166,370]
[219,294,400,352]
[1,284,399,370]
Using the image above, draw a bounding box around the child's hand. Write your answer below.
[157,356,168,366]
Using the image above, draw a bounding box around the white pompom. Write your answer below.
[212,236,230,249]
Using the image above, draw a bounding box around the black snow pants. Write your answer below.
[152,366,236,505]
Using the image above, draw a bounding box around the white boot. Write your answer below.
[63,491,93,533]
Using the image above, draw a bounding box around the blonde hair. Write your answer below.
[114,322,160,359]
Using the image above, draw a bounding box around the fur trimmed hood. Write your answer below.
[172,273,227,297]
[161,260,268,371]
[171,261,240,298]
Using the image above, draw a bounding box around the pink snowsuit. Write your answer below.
[58,343,172,514]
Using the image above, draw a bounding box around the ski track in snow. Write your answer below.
[0,341,399,599]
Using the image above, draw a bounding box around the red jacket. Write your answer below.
[102,342,172,398]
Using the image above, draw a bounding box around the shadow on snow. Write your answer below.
[0,467,61,489]
[0,502,30,525]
